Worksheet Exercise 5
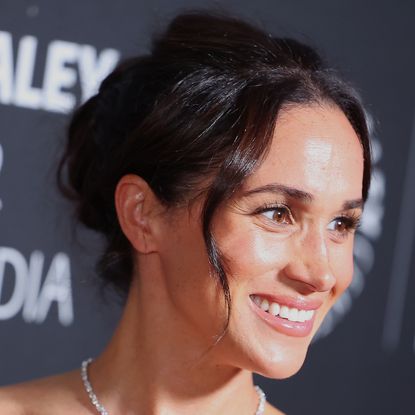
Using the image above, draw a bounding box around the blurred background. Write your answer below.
[0,1,414,414]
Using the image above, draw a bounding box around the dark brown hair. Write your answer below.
[58,12,371,330]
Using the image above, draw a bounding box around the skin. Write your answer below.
[0,103,364,414]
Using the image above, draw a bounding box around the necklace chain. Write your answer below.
[81,358,266,415]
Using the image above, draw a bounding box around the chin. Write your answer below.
[254,317,328,379]
[253,344,309,380]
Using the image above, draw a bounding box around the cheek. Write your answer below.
[157,215,227,332]
[218,225,290,283]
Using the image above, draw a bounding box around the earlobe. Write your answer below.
[115,174,159,254]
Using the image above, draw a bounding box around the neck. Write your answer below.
[89,273,260,415]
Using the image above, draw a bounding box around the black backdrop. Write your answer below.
[0,1,414,414]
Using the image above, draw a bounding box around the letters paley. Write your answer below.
[0,30,120,113]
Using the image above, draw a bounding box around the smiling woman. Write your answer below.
[0,11,371,415]
[213,104,366,379]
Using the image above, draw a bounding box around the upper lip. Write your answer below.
[251,293,323,311]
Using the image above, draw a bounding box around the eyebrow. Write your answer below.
[241,183,364,211]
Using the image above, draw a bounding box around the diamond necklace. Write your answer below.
[81,358,266,415]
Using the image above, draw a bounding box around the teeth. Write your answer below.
[288,308,299,322]
[253,295,262,307]
[251,295,315,323]
[260,299,269,312]
[305,310,313,320]
[298,309,307,322]
[269,302,280,316]
[280,306,290,319]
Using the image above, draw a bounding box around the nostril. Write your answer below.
[314,272,336,292]
[281,261,336,293]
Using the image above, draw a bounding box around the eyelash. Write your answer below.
[253,203,293,225]
[253,203,362,236]
[329,214,362,235]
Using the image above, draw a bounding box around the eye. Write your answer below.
[327,215,361,237]
[257,204,293,225]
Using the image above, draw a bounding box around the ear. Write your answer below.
[115,174,162,254]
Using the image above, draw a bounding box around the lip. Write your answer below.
[251,293,322,311]
[249,294,321,338]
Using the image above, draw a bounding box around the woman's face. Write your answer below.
[155,103,364,379]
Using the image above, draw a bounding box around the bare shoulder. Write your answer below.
[265,401,287,415]
[0,387,22,415]
[0,369,90,415]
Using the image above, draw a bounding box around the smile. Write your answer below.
[249,294,319,337]
[250,295,315,323]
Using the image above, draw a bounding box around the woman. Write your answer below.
[0,11,371,415]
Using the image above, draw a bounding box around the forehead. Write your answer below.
[243,104,364,203]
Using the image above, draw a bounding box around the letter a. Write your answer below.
[35,252,74,326]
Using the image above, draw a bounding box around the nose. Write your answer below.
[283,228,336,293]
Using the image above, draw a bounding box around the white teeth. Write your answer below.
[251,295,315,323]
[298,309,307,322]
[260,299,269,312]
[253,295,262,306]
[269,302,280,316]
[305,310,313,320]
[280,306,290,319]
[288,308,299,322]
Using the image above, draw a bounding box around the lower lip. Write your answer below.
[249,298,316,338]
